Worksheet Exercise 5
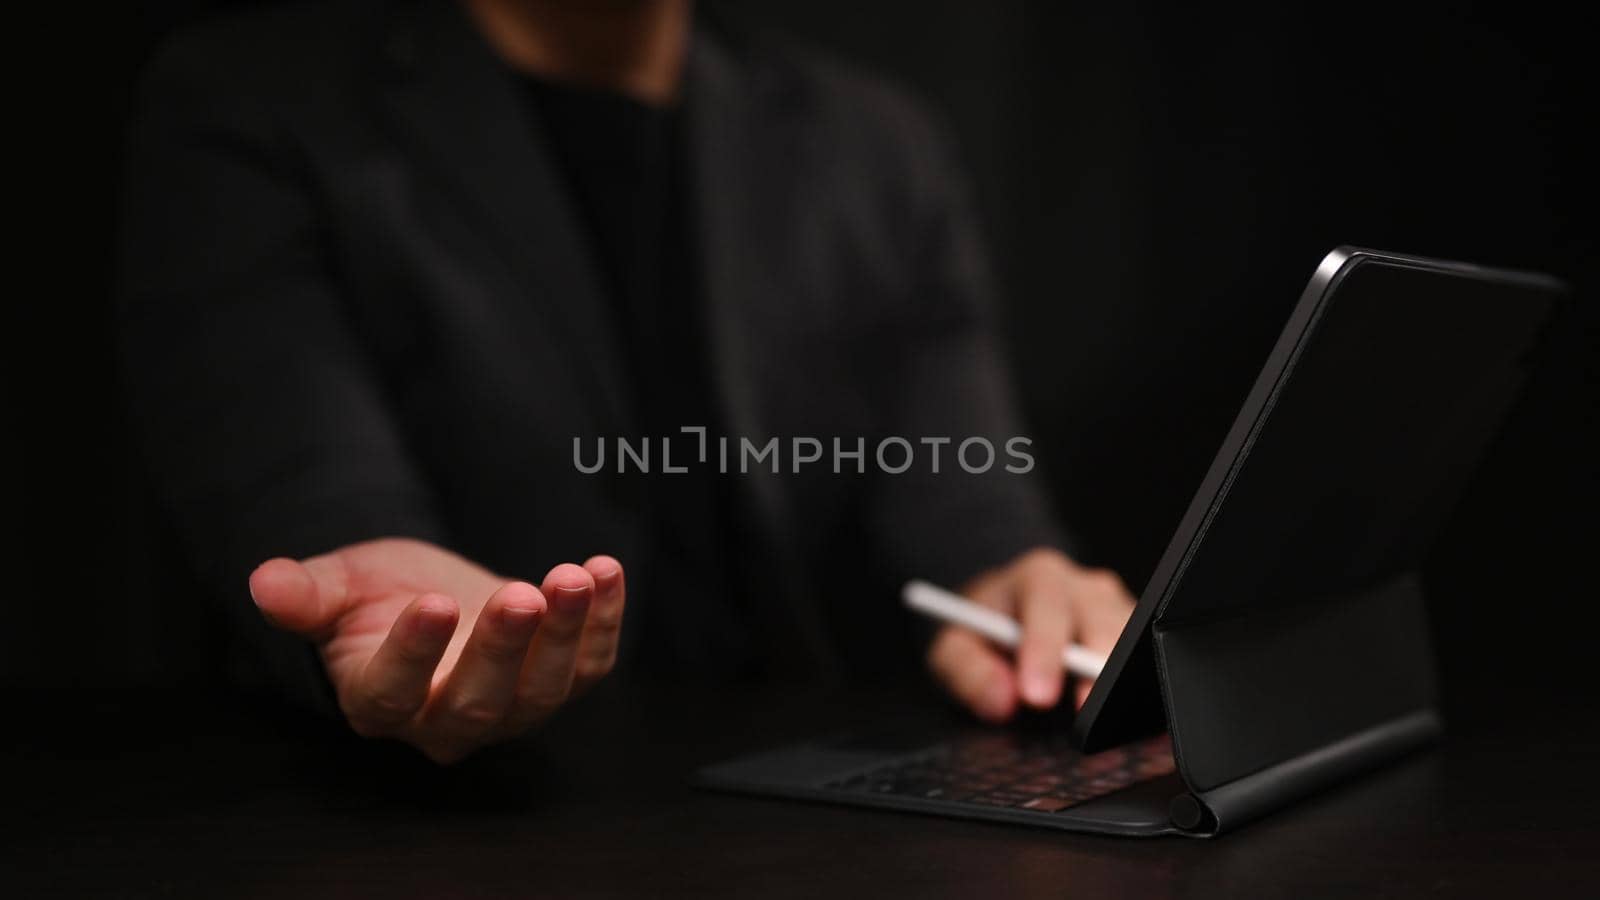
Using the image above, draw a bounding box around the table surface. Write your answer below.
[9,678,1598,899]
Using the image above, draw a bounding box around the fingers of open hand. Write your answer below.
[342,593,460,736]
[416,580,549,759]
[572,556,625,693]
[249,555,350,638]
[333,555,629,763]
[498,563,595,734]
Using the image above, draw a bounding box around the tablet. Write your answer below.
[1074,247,1563,754]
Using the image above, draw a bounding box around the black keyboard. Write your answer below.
[823,733,1175,813]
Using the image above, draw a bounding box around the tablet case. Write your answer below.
[1075,247,1564,835]
[699,248,1566,837]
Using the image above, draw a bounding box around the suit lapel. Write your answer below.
[377,0,634,434]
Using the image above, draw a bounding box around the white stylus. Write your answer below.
[902,579,1107,679]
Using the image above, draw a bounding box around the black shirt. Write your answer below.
[519,76,760,676]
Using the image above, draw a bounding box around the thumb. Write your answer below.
[249,556,348,637]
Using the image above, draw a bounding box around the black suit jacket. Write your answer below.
[118,0,1066,708]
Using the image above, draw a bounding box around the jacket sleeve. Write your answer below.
[863,108,1074,593]
[115,38,447,713]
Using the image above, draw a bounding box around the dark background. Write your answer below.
[18,1,1593,727]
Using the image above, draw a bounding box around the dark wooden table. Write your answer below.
[9,678,1597,898]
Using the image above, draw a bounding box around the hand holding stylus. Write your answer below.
[904,580,1108,679]
[918,548,1136,723]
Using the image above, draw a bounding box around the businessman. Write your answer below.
[118,0,1137,763]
